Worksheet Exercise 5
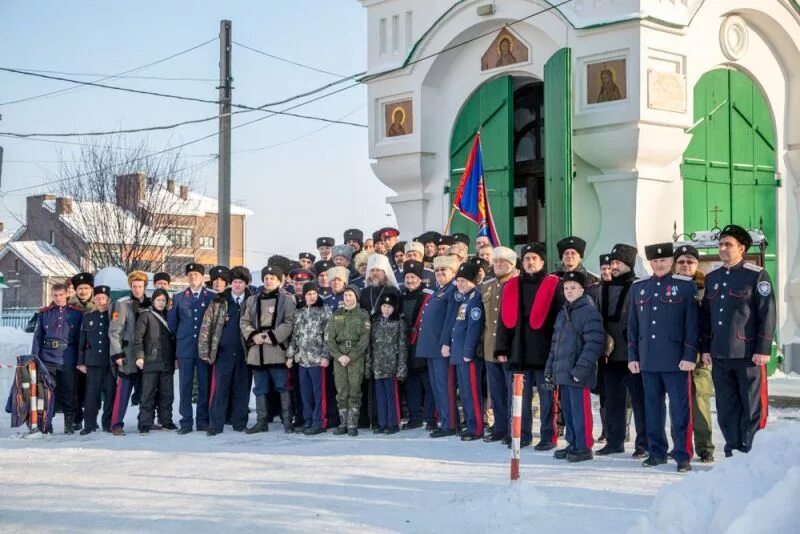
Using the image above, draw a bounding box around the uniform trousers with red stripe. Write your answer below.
[560,384,594,452]
[455,359,484,437]
[642,371,692,462]
[138,370,174,430]
[428,358,459,431]
[299,365,328,429]
[711,358,768,454]
[375,377,402,429]
[111,372,136,430]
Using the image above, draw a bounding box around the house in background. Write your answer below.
[0,240,78,308]
[19,173,251,275]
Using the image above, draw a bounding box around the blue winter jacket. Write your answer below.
[415,281,458,359]
[545,295,605,389]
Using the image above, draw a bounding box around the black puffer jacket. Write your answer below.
[134,309,175,373]
[545,295,604,389]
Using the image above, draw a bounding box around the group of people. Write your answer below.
[27,224,776,473]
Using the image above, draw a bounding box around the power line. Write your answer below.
[7,68,217,82]
[233,104,365,154]
[233,40,345,77]
[0,67,367,128]
[0,81,362,196]
[0,37,218,107]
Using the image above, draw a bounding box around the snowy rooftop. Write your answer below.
[0,240,79,277]
[43,199,172,247]
[141,187,253,217]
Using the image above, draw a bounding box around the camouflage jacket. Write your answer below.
[326,306,371,361]
[368,317,408,380]
[198,289,249,364]
[287,305,331,367]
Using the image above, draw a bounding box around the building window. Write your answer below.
[165,227,192,248]
[199,236,214,249]
[14,259,20,274]
[392,15,400,53]
[379,18,387,56]
[164,256,194,277]
[49,231,55,245]
[405,11,413,52]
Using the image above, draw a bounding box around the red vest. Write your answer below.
[500,273,560,330]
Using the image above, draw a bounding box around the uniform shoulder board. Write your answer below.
[422,288,434,295]
[633,276,651,284]
[117,296,131,303]
[69,304,84,312]
[38,304,52,313]
[743,263,763,272]
[672,274,693,282]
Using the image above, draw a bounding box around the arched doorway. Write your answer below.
[448,49,572,264]
[681,68,778,284]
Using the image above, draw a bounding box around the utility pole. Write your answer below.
[217,19,233,266]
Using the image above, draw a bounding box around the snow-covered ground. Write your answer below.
[2,328,799,533]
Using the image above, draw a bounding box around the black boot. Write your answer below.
[64,415,75,435]
[347,408,359,437]
[246,395,269,434]
[280,392,294,434]
[333,409,349,435]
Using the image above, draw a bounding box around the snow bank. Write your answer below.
[632,423,800,534]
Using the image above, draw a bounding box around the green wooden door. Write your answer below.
[681,69,777,283]
[449,76,514,245]
[681,68,778,370]
[544,48,573,270]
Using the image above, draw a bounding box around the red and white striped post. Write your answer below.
[29,360,39,433]
[510,373,524,481]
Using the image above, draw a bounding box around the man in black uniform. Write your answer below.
[597,243,648,457]
[700,224,776,457]
[77,285,114,434]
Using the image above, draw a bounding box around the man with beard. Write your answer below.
[109,271,153,435]
[418,232,441,270]
[359,253,402,317]
[403,242,436,289]
[399,260,436,430]
[597,244,648,458]
[495,243,561,450]
[481,246,517,443]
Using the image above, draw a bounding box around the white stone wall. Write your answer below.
[359,0,800,346]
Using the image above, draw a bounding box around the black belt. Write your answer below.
[45,339,65,349]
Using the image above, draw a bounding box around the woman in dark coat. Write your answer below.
[545,271,605,463]
[134,288,176,434]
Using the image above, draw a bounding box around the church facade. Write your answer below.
[358,0,800,369]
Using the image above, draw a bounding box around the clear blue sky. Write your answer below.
[0,1,394,268]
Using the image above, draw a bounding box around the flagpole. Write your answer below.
[443,205,457,235]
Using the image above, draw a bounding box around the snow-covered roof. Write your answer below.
[0,225,25,249]
[141,187,253,217]
[0,241,79,277]
[43,199,172,246]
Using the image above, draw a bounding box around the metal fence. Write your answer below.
[1,308,37,330]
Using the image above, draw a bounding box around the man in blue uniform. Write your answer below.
[314,260,334,298]
[416,255,460,437]
[77,285,114,434]
[31,282,83,433]
[628,242,699,472]
[700,224,776,457]
[199,266,251,435]
[449,262,485,441]
[404,242,437,289]
[168,263,215,434]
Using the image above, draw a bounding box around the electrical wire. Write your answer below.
[0,37,218,106]
[233,40,345,78]
[7,68,217,82]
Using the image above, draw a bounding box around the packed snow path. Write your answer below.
[0,407,797,533]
